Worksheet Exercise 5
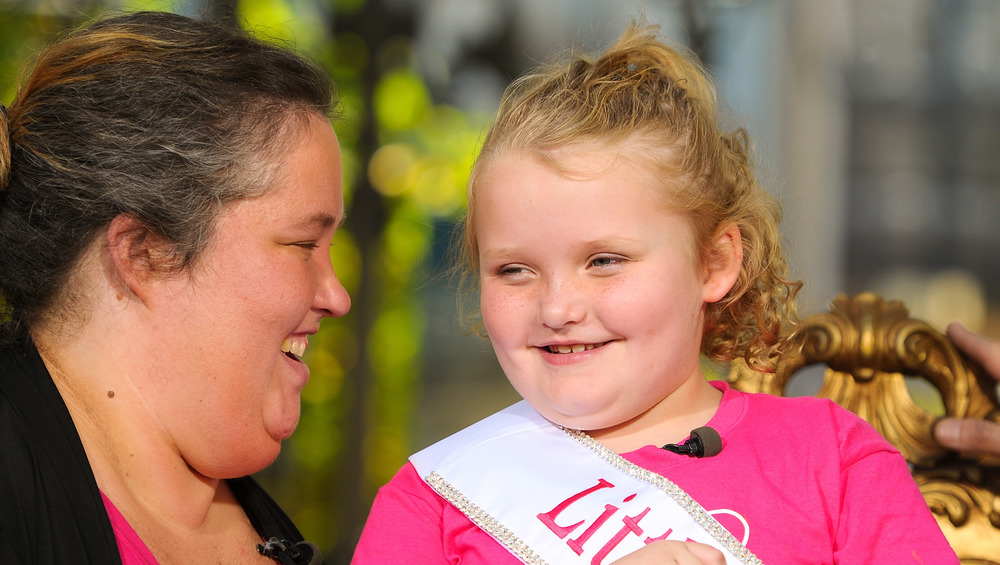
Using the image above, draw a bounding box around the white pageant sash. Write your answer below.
[410,401,762,565]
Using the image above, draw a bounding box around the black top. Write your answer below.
[0,340,321,564]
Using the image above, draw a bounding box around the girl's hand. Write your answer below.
[610,540,727,565]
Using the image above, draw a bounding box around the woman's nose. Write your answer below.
[314,261,352,318]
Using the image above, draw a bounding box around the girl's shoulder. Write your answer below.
[722,382,882,433]
[727,386,899,460]
[729,383,859,421]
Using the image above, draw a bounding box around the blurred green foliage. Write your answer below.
[0,0,489,561]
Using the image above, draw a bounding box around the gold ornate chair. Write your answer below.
[728,292,1000,564]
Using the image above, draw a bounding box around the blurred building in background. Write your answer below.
[2,0,998,561]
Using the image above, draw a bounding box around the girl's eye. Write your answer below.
[497,264,527,276]
[493,263,533,281]
[589,254,624,268]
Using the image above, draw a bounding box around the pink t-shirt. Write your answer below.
[101,492,160,565]
[352,381,959,564]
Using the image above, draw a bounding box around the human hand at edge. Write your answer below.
[933,322,1000,456]
[610,541,726,565]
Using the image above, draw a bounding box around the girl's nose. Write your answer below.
[539,276,586,329]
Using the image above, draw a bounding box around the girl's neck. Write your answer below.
[589,375,723,454]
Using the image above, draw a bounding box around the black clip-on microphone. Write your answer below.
[661,426,723,458]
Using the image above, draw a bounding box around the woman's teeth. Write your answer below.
[281,337,307,357]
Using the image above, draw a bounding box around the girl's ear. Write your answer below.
[701,224,743,304]
[106,214,176,304]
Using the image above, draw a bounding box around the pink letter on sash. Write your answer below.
[590,507,652,565]
[643,527,676,544]
[567,504,618,555]
[537,478,615,539]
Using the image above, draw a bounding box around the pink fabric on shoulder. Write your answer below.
[101,491,160,565]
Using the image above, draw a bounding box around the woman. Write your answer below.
[0,11,350,564]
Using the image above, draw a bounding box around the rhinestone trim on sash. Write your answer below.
[427,471,548,564]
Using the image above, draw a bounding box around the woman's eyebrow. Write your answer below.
[296,212,342,230]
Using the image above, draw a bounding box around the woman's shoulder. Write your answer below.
[0,340,56,448]
[0,368,121,564]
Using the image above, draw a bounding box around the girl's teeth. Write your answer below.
[550,344,596,354]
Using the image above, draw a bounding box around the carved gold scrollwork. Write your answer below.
[918,470,1000,528]
[728,292,1000,564]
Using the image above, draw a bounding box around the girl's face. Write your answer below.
[475,147,736,437]
[142,114,351,478]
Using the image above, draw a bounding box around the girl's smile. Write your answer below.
[541,341,609,354]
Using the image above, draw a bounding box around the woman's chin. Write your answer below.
[262,392,303,442]
[268,411,301,442]
[192,443,283,479]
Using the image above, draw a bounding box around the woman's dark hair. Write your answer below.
[0,11,337,340]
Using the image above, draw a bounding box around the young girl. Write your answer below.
[352,23,958,565]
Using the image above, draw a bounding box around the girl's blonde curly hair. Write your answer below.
[459,22,801,372]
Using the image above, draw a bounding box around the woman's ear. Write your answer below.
[106,214,175,303]
[701,224,743,304]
